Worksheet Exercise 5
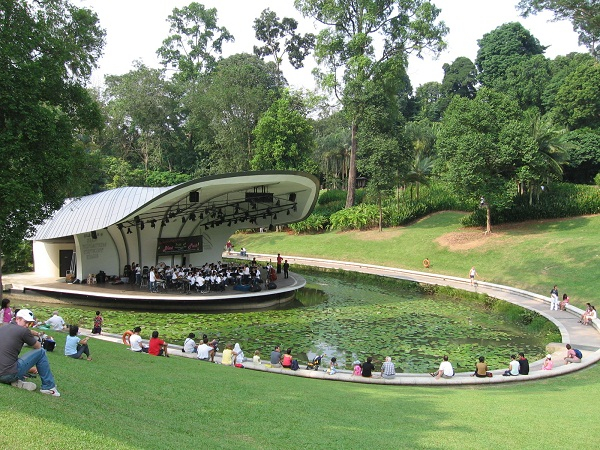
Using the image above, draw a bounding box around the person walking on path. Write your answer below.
[0,309,60,396]
[550,285,559,311]
[469,267,477,286]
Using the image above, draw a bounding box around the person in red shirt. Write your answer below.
[276,253,283,274]
[148,331,169,357]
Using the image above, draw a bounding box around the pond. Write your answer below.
[10,270,559,373]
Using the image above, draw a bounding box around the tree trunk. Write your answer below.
[378,193,383,232]
[485,205,492,234]
[345,121,357,208]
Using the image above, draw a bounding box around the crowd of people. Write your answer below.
[122,256,289,294]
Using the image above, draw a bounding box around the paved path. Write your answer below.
[7,255,600,385]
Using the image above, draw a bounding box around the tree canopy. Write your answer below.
[0,0,105,288]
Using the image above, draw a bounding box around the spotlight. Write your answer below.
[151,220,156,228]
[199,212,204,220]
[275,199,280,206]
[189,213,196,221]
[293,204,297,212]
[182,216,186,224]
[287,209,290,215]
[140,221,145,230]
[263,213,267,219]
[161,221,166,227]
[165,217,169,224]
[205,225,209,230]
[228,221,231,227]
[127,228,132,235]
[117,224,123,231]
[273,214,277,220]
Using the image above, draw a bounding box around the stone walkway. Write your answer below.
[8,254,600,385]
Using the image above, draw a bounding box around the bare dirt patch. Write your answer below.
[436,230,505,251]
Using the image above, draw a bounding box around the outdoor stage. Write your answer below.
[5,271,305,312]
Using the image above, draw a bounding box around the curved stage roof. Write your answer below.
[31,171,320,281]
[33,171,319,241]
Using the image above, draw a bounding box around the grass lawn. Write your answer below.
[232,212,600,308]
[2,212,600,449]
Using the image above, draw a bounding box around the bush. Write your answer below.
[462,183,600,227]
[287,214,330,234]
[2,241,33,273]
[595,173,600,187]
[329,204,381,230]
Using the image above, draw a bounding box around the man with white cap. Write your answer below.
[0,309,60,396]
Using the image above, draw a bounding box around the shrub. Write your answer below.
[595,173,600,187]
[461,183,600,227]
[329,204,381,230]
[287,214,329,234]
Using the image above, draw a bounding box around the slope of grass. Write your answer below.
[232,212,600,307]
[3,212,600,449]
[1,334,600,449]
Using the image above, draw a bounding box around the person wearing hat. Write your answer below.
[0,309,60,396]
[542,354,553,370]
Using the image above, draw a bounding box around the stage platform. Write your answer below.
[4,272,304,311]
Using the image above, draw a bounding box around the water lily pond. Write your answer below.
[13,270,559,373]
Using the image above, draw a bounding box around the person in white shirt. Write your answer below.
[129,327,148,353]
[197,338,215,361]
[183,333,197,353]
[45,311,65,331]
[431,355,454,379]
[149,268,157,293]
[503,354,520,376]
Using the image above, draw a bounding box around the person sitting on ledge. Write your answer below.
[502,354,519,376]
[431,355,454,379]
[129,327,148,353]
[281,348,293,368]
[471,356,491,377]
[148,331,169,357]
[564,344,582,364]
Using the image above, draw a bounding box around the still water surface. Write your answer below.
[13,270,554,372]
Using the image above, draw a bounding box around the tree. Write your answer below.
[201,53,284,173]
[518,110,571,203]
[295,0,448,208]
[156,2,234,81]
[0,0,105,293]
[313,111,352,189]
[251,90,317,173]
[436,89,537,233]
[441,57,478,99]
[413,81,444,122]
[253,8,315,72]
[102,63,185,173]
[475,22,546,89]
[552,59,600,129]
[563,129,600,183]
[517,0,600,58]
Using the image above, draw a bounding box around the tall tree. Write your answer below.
[552,58,600,129]
[251,90,317,173]
[413,81,444,122]
[295,0,448,208]
[253,8,315,72]
[475,22,546,89]
[201,53,284,173]
[102,63,185,173]
[0,0,105,293]
[437,89,536,233]
[441,56,478,99]
[517,0,600,59]
[156,2,234,81]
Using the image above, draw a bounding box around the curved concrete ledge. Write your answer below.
[75,253,600,385]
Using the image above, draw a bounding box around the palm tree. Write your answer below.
[405,152,436,200]
[524,111,573,204]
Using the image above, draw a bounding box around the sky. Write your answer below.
[80,0,586,92]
